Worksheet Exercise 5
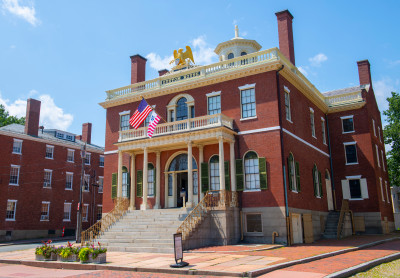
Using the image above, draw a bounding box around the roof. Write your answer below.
[0,124,104,152]
[322,85,366,97]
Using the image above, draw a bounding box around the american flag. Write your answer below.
[129,99,153,129]
[147,111,161,138]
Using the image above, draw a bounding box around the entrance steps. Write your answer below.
[97,208,191,253]
[322,211,340,239]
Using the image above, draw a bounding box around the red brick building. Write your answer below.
[100,10,393,245]
[0,98,104,241]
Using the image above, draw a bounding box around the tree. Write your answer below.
[0,104,25,127]
[383,92,400,187]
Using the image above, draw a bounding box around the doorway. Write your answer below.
[325,170,334,211]
[176,172,188,208]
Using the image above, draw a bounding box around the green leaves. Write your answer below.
[0,104,25,127]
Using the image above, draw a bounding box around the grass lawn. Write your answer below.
[351,258,400,277]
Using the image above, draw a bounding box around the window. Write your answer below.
[288,153,300,192]
[372,119,376,136]
[350,179,362,199]
[244,151,260,190]
[43,169,52,188]
[321,118,326,144]
[228,53,234,59]
[84,174,90,192]
[344,142,358,164]
[45,145,54,159]
[208,94,221,115]
[284,88,291,121]
[9,165,20,185]
[57,132,64,139]
[65,172,73,190]
[241,52,247,56]
[148,164,155,196]
[341,116,354,133]
[240,86,256,119]
[120,113,130,131]
[209,155,220,190]
[85,153,91,165]
[122,170,129,198]
[381,150,385,171]
[310,108,315,137]
[246,214,262,233]
[193,171,198,195]
[176,97,188,121]
[385,181,389,203]
[167,94,194,122]
[379,177,384,201]
[41,202,50,221]
[99,155,104,167]
[96,205,102,221]
[378,126,382,142]
[6,200,17,221]
[168,174,173,196]
[82,204,89,222]
[67,149,74,162]
[12,139,22,154]
[342,176,368,200]
[375,145,380,167]
[63,203,71,221]
[98,176,103,193]
[312,164,322,197]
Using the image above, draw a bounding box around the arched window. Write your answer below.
[176,97,188,121]
[241,52,247,56]
[209,155,219,190]
[228,53,234,60]
[148,163,155,196]
[312,164,322,197]
[122,166,129,198]
[244,151,260,190]
[167,95,195,122]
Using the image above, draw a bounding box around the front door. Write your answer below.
[326,178,334,211]
[176,172,188,208]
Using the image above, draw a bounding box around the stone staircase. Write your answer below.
[322,211,340,239]
[97,208,191,253]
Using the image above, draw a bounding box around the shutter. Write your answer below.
[318,171,323,197]
[201,162,209,193]
[136,170,143,197]
[224,161,230,191]
[360,178,369,199]
[236,159,244,191]
[295,161,301,192]
[312,167,317,196]
[111,172,117,199]
[127,172,131,199]
[259,157,267,190]
[341,179,350,199]
[153,167,156,196]
[287,157,293,190]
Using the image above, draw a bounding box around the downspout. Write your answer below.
[276,65,290,245]
[325,115,337,210]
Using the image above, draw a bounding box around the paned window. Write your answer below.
[241,52,247,56]
[193,171,198,195]
[82,204,89,222]
[228,53,234,59]
[9,165,20,185]
[372,119,376,136]
[176,97,188,121]
[376,145,380,167]
[244,151,260,190]
[349,179,362,199]
[43,170,52,188]
[379,177,384,201]
[378,126,382,142]
[381,150,385,171]
[98,176,103,193]
[84,174,90,192]
[210,155,220,190]
[310,109,315,137]
[63,203,71,221]
[246,214,262,233]
[6,200,17,220]
[321,118,326,144]
[13,139,22,154]
[45,145,54,159]
[168,174,173,196]
[288,153,297,192]
[284,89,291,121]
[41,202,50,221]
[342,116,354,133]
[344,143,358,164]
[65,172,73,190]
[97,205,102,221]
[241,88,256,119]
[148,164,155,196]
[120,114,130,131]
[122,171,128,197]
[313,165,322,197]
[67,149,74,162]
[385,181,389,203]
[99,155,104,167]
[85,153,91,165]
[208,95,221,115]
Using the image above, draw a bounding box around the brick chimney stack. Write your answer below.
[130,54,147,84]
[357,60,372,86]
[275,10,295,65]
[82,123,92,144]
[24,98,41,137]
[158,69,169,77]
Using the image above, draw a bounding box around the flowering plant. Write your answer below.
[78,242,107,262]
[57,241,80,258]
[35,240,57,259]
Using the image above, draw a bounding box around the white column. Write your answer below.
[129,153,136,210]
[199,145,204,199]
[141,147,148,210]
[154,151,161,209]
[230,141,236,192]
[187,141,193,208]
[218,136,225,191]
[117,150,123,198]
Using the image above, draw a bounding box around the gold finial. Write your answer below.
[235,25,239,38]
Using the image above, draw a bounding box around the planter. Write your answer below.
[58,254,79,262]
[35,253,57,261]
[87,253,106,264]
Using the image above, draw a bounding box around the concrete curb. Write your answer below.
[0,237,74,247]
[247,236,400,277]
[185,244,283,253]
[325,251,400,278]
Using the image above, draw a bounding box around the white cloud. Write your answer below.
[298,66,308,76]
[373,77,398,113]
[146,53,173,72]
[0,91,73,130]
[2,0,39,26]
[309,53,328,67]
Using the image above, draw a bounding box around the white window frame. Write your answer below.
[244,151,261,191]
[12,138,23,154]
[99,155,104,167]
[375,145,380,167]
[147,164,155,197]
[209,155,220,191]
[65,172,73,190]
[321,117,327,144]
[45,145,54,159]
[119,111,130,131]
[43,169,52,188]
[83,174,90,192]
[341,115,355,134]
[63,203,71,221]
[96,205,102,221]
[85,152,91,165]
[206,91,221,115]
[381,150,385,171]
[378,126,382,142]
[342,175,368,200]
[310,108,316,138]
[344,142,358,165]
[288,153,298,193]
[372,119,376,137]
[9,164,20,186]
[98,176,103,193]
[67,149,75,163]
[379,177,384,202]
[167,95,194,122]
[40,201,50,221]
[6,200,17,221]
[239,84,257,121]
[313,165,321,198]
[82,204,89,222]
[385,181,389,203]
[284,86,292,122]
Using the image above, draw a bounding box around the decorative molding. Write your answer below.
[104,150,118,155]
[238,126,280,135]
[206,91,221,97]
[238,83,256,90]
[119,110,130,115]
[282,128,330,157]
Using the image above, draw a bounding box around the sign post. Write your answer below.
[170,233,188,268]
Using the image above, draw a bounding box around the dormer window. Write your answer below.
[241,52,247,56]
[228,53,234,59]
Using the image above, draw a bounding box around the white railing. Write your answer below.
[119,113,233,142]
[325,91,363,107]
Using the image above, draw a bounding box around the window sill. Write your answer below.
[63,220,71,222]
[100,166,104,168]
[291,190,299,194]
[342,131,355,134]
[98,191,103,194]
[43,187,52,189]
[345,162,359,166]
[65,188,73,191]
[148,196,155,198]
[5,219,15,221]
[240,116,257,121]
[243,189,261,192]
[312,135,317,139]
[67,160,74,163]
[349,198,364,201]
[286,119,293,124]
[40,219,49,222]
[45,157,54,160]
[12,152,22,155]
[316,196,322,199]
[9,184,19,186]
[85,164,91,166]
[83,190,90,193]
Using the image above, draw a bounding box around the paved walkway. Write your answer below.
[0,234,399,277]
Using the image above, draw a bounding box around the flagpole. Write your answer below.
[140,96,168,123]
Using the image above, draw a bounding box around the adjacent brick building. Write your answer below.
[100,10,393,245]
[0,98,104,241]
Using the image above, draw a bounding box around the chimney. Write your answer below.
[24,98,41,137]
[158,69,169,77]
[357,60,372,86]
[82,123,92,144]
[275,10,295,65]
[130,54,147,84]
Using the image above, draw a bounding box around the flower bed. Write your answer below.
[79,242,107,264]
[57,242,80,262]
[35,240,57,261]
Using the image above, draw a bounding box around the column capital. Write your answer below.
[186,140,192,146]
[218,135,224,141]
[156,151,161,157]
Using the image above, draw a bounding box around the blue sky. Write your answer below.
[1,0,399,146]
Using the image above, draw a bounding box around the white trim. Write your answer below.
[238,83,256,90]
[340,115,354,120]
[284,85,290,93]
[282,128,330,157]
[12,138,23,154]
[45,145,54,160]
[119,110,130,115]
[343,141,357,145]
[104,150,118,155]
[240,116,257,121]
[206,91,221,97]
[309,107,314,113]
[9,164,20,186]
[346,175,362,179]
[6,199,17,221]
[238,126,280,135]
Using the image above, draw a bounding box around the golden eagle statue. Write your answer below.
[169,46,195,69]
